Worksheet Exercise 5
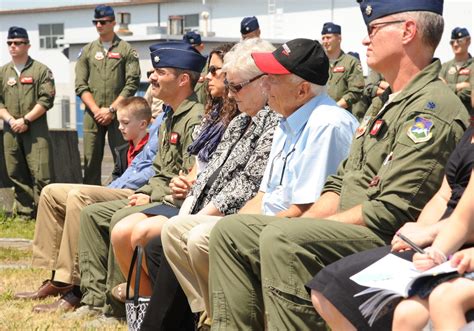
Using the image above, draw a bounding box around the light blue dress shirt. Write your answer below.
[260,93,358,215]
[108,112,164,190]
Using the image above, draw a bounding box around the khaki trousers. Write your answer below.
[161,214,222,315]
[31,183,133,285]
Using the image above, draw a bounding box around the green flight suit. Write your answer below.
[75,34,140,185]
[439,56,473,115]
[352,70,386,121]
[327,51,364,114]
[0,57,55,216]
[208,60,470,330]
[194,61,208,105]
[78,94,203,316]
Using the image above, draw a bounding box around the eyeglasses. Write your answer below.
[367,20,405,38]
[268,147,296,186]
[224,74,265,93]
[7,41,28,46]
[208,65,222,76]
[92,19,114,26]
[450,38,469,45]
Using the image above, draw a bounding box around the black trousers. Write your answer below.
[140,235,195,331]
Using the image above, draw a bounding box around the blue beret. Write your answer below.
[94,5,115,19]
[183,31,202,45]
[240,16,259,35]
[451,27,470,39]
[321,22,341,35]
[7,26,28,40]
[357,0,443,25]
[149,41,206,73]
[348,51,360,61]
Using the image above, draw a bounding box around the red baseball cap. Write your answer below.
[251,38,329,85]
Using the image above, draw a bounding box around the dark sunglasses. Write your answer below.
[367,20,405,38]
[208,65,222,76]
[7,41,28,46]
[224,74,265,93]
[146,70,154,79]
[92,19,114,26]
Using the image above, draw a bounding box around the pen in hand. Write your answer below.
[396,232,426,254]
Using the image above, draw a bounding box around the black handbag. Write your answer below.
[125,246,150,331]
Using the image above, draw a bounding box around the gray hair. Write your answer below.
[222,38,276,81]
[290,74,326,96]
[392,11,444,51]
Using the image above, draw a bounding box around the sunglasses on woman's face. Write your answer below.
[224,74,265,93]
[208,65,222,76]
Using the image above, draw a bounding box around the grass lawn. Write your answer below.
[0,214,127,330]
[0,212,35,239]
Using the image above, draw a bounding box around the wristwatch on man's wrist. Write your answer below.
[108,106,117,114]
[23,116,31,126]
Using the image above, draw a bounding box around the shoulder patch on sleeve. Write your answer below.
[132,49,139,59]
[425,101,436,110]
[407,116,434,143]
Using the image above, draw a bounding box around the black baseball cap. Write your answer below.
[251,38,329,85]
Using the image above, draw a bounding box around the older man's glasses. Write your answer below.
[92,19,114,26]
[224,74,265,93]
[7,41,28,46]
[208,65,222,76]
[367,20,405,38]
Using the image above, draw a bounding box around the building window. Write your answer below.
[39,23,64,49]
[184,14,199,30]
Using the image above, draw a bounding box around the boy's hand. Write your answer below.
[127,193,151,207]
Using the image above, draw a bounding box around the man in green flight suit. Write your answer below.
[321,22,365,115]
[207,1,470,330]
[75,5,140,185]
[69,41,205,326]
[439,27,473,115]
[183,30,208,105]
[0,26,55,218]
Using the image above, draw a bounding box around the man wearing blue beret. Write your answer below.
[70,41,205,326]
[183,30,208,105]
[75,4,140,185]
[0,26,55,218]
[439,27,473,115]
[321,22,365,116]
[240,16,261,40]
[207,0,470,330]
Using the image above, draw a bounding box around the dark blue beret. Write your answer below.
[183,31,202,45]
[149,41,206,73]
[348,51,360,61]
[451,27,470,40]
[357,0,443,25]
[321,22,342,35]
[240,16,259,35]
[94,5,115,19]
[8,26,28,40]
